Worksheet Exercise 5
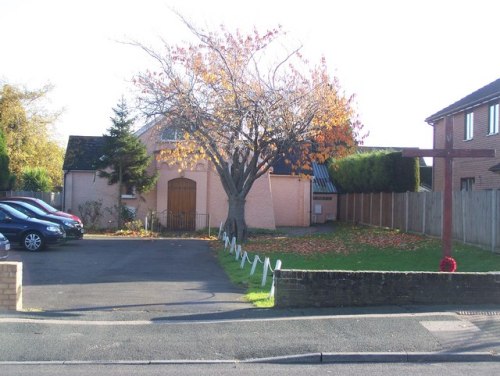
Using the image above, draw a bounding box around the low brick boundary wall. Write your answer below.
[0,262,23,311]
[274,269,500,308]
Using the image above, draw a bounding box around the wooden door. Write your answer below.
[167,178,196,230]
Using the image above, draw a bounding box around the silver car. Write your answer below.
[0,232,10,259]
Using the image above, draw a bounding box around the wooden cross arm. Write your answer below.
[402,148,496,158]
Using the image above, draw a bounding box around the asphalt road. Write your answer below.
[1,363,499,376]
[1,237,499,365]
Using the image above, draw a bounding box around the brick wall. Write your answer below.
[433,106,500,191]
[274,269,500,308]
[0,262,22,311]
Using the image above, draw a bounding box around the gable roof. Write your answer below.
[63,136,105,171]
[426,78,500,124]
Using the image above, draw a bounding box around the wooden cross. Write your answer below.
[403,116,496,261]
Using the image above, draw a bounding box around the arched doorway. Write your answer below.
[167,178,196,230]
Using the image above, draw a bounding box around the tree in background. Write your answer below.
[0,84,64,189]
[96,98,158,229]
[19,167,52,192]
[0,129,13,190]
[135,18,363,241]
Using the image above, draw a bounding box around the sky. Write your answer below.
[1,0,500,155]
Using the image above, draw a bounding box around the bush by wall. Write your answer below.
[328,151,419,193]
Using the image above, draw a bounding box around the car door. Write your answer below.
[0,208,21,241]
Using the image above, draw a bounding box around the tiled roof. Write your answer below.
[63,136,105,171]
[312,162,337,194]
[426,78,500,123]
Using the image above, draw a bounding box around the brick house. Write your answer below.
[426,78,500,191]
[62,119,337,230]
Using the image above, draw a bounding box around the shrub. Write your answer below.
[328,151,419,193]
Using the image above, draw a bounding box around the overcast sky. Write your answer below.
[1,0,499,153]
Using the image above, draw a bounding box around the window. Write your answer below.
[460,177,475,191]
[121,185,136,198]
[488,103,499,135]
[464,111,474,140]
[160,126,184,141]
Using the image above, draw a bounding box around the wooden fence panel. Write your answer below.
[337,190,499,252]
[381,193,393,228]
[425,192,442,238]
[407,192,424,234]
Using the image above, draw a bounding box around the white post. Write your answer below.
[269,259,282,298]
[224,237,229,250]
[250,257,260,275]
[240,251,247,268]
[229,237,236,254]
[218,222,223,239]
[145,216,148,232]
[235,244,241,260]
[222,232,227,242]
[261,257,270,287]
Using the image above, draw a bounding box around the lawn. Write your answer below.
[214,223,500,307]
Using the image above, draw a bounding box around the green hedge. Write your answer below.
[328,151,420,193]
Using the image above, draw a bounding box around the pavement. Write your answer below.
[0,236,499,364]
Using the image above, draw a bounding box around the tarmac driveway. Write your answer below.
[6,237,251,315]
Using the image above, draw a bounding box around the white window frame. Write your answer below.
[488,103,499,135]
[464,111,474,141]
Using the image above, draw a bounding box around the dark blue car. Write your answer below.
[1,200,84,239]
[0,203,65,251]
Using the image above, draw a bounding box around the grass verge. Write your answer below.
[214,223,500,307]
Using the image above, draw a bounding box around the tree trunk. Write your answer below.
[225,195,247,242]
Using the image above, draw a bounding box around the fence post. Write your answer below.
[269,259,282,298]
[380,193,383,227]
[346,193,349,222]
[368,192,373,226]
[235,245,241,260]
[492,191,497,253]
[360,193,364,225]
[229,237,236,254]
[250,257,260,275]
[462,191,466,243]
[422,192,427,235]
[145,216,148,232]
[262,257,270,286]
[391,192,394,229]
[218,222,223,239]
[240,251,247,268]
[405,191,409,233]
[353,193,356,224]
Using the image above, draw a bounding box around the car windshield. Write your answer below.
[32,199,58,213]
[6,201,47,216]
[0,204,30,220]
[15,202,47,216]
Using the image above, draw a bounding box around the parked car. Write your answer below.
[1,201,84,240]
[0,203,66,251]
[0,197,82,224]
[0,232,9,259]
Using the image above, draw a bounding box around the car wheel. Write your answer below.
[22,232,44,251]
